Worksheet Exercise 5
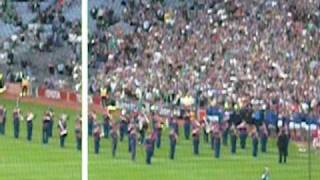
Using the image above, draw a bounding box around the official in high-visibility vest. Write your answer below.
[0,73,4,89]
[164,11,172,25]
[21,77,29,97]
[100,87,108,107]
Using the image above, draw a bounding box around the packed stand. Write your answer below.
[89,0,320,116]
[0,0,81,92]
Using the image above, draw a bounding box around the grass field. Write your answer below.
[89,118,320,180]
[1,97,319,180]
[0,97,81,180]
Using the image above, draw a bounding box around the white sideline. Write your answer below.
[81,0,88,179]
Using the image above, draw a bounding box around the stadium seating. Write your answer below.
[63,0,81,21]
[0,0,81,91]
[0,20,20,40]
[13,2,36,24]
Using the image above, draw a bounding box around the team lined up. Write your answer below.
[0,105,82,150]
[88,109,290,165]
[2,103,315,165]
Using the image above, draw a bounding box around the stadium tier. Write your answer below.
[0,0,81,93]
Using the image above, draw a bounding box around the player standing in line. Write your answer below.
[93,121,102,154]
[183,112,191,140]
[13,107,22,139]
[238,121,248,149]
[88,111,95,136]
[259,122,269,153]
[145,133,153,165]
[171,117,179,136]
[110,122,118,157]
[26,111,35,141]
[42,112,51,144]
[213,124,222,158]
[169,129,178,160]
[75,115,82,151]
[251,126,259,157]
[0,105,6,135]
[103,111,111,139]
[155,116,162,149]
[47,108,54,138]
[119,112,128,142]
[192,119,201,155]
[58,114,68,148]
[129,126,137,161]
[230,124,238,154]
[277,128,290,164]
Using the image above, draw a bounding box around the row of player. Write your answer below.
[3,104,318,165]
[88,110,291,165]
[0,105,82,150]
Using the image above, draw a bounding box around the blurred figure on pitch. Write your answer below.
[192,119,201,155]
[47,108,54,138]
[200,116,209,143]
[103,111,111,139]
[155,116,163,149]
[128,120,135,152]
[42,112,51,144]
[0,105,6,135]
[138,113,148,144]
[145,133,154,165]
[277,128,290,164]
[110,122,118,157]
[75,116,82,151]
[150,129,157,157]
[119,111,128,141]
[129,126,137,161]
[88,111,96,136]
[26,111,35,141]
[13,107,22,139]
[213,123,222,158]
[222,119,229,146]
[237,121,248,149]
[58,114,68,148]
[210,120,219,150]
[260,122,269,153]
[222,102,231,146]
[183,112,191,140]
[230,124,238,154]
[169,129,178,160]
[93,121,102,154]
[251,126,259,157]
[170,116,179,136]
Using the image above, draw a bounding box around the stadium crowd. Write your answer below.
[0,0,81,92]
[89,0,320,115]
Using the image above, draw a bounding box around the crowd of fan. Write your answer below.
[89,0,320,116]
[0,0,81,91]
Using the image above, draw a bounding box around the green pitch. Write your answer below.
[89,119,320,180]
[0,98,81,180]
